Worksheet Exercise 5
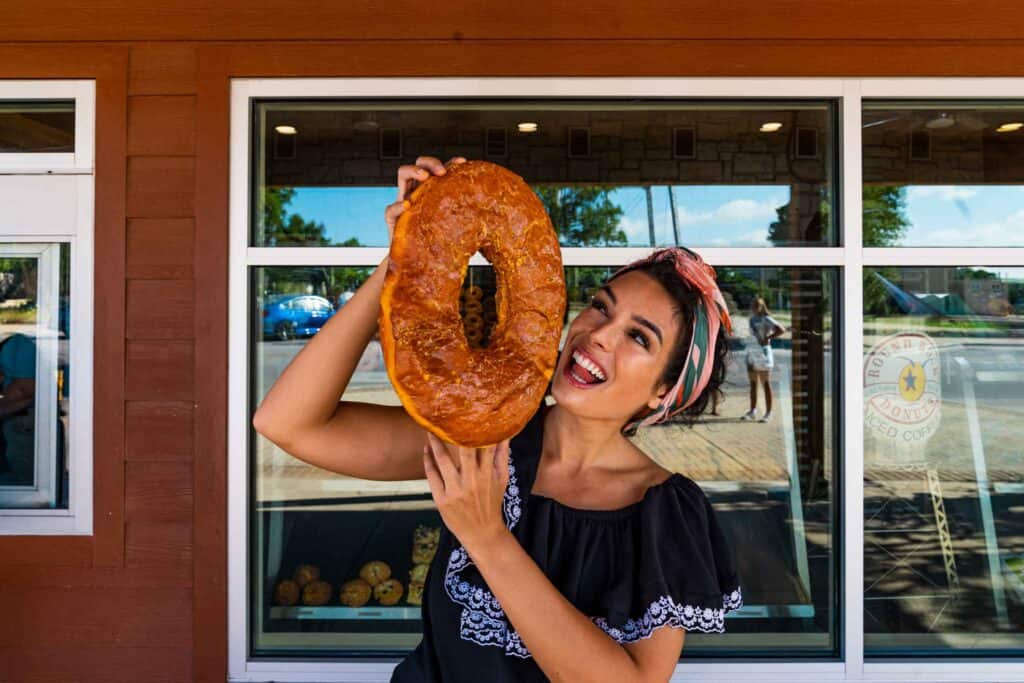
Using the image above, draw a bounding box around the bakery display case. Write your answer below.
[253,498,443,653]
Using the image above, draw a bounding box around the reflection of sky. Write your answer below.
[286,183,1024,248]
[901,185,1024,247]
[287,185,792,248]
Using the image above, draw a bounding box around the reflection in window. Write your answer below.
[0,245,70,509]
[863,101,1024,247]
[249,264,838,657]
[863,266,1024,653]
[252,101,835,248]
[0,101,75,154]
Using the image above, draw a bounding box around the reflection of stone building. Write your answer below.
[263,105,831,245]
[962,277,1011,315]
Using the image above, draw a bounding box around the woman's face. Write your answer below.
[551,269,681,424]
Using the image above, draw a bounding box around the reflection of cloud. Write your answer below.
[706,229,769,247]
[907,186,978,201]
[676,198,780,225]
[907,208,1024,246]
[620,216,651,243]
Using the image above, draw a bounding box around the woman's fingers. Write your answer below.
[384,199,409,226]
[426,432,462,487]
[396,156,468,200]
[397,164,429,201]
[423,445,446,498]
[494,440,511,482]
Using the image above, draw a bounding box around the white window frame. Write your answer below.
[0,80,95,535]
[228,77,1024,682]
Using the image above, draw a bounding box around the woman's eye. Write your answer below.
[590,297,606,313]
[631,330,649,348]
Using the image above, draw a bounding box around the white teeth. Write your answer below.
[571,349,606,381]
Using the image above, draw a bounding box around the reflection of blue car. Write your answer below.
[262,294,335,341]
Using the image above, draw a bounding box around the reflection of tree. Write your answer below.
[263,187,331,246]
[0,259,36,303]
[862,186,911,315]
[534,186,625,301]
[534,186,626,247]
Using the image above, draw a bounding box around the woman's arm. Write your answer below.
[252,156,466,480]
[472,530,684,683]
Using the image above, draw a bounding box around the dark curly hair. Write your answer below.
[608,258,731,437]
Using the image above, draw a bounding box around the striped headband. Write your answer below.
[616,247,733,435]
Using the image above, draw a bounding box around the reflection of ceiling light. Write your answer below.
[275,125,297,135]
[760,122,783,132]
[997,122,1023,133]
[924,113,956,129]
[517,122,538,133]
[354,112,379,132]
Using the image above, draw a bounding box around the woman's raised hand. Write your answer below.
[422,430,512,555]
[384,155,467,245]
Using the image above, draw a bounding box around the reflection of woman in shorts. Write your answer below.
[742,297,786,423]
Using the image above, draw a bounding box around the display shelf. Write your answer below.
[270,605,422,621]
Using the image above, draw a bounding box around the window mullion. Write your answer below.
[841,78,866,679]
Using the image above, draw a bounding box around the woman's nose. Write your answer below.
[588,320,616,351]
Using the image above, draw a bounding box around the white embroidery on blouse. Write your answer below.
[443,451,744,659]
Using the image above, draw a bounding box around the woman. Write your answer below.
[741,296,787,423]
[253,156,743,682]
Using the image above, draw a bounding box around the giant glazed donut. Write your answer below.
[380,160,566,447]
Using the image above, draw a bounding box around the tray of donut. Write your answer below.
[266,506,442,627]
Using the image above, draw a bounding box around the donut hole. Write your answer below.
[459,263,499,349]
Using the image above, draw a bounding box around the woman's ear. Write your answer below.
[647,382,671,410]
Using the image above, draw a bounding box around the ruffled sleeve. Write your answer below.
[594,474,744,639]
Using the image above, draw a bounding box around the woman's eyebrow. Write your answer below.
[598,284,663,345]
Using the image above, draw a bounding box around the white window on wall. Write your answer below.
[0,81,94,535]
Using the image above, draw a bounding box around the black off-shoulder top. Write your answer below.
[391,399,743,682]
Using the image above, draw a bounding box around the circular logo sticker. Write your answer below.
[863,332,941,458]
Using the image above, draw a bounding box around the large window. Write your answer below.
[0,81,93,535]
[229,78,1024,682]
[862,98,1024,655]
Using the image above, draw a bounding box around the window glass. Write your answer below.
[0,244,71,509]
[863,266,1024,653]
[249,264,838,657]
[863,101,1024,247]
[252,100,836,248]
[0,101,74,154]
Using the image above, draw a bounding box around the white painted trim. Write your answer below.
[864,248,1024,266]
[861,78,1024,98]
[841,79,866,679]
[246,246,848,268]
[0,175,94,533]
[237,77,848,99]
[0,80,94,173]
[228,76,1024,682]
[228,78,253,681]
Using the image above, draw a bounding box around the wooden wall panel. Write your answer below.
[126,520,193,573]
[126,279,195,339]
[0,587,192,648]
[4,1,1024,42]
[129,96,197,156]
[127,461,193,523]
[126,340,195,401]
[130,44,198,96]
[127,157,196,218]
[126,401,195,462]
[0,646,192,683]
[127,218,194,279]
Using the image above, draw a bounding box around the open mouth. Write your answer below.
[564,348,607,387]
